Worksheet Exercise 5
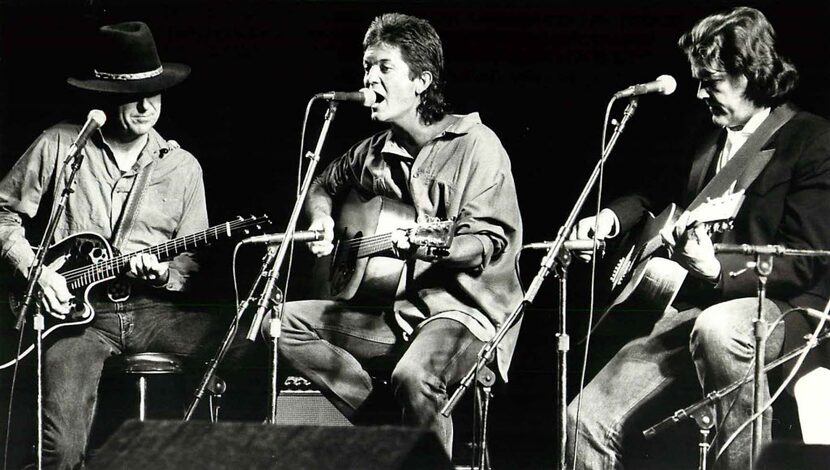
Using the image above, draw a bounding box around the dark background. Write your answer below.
[1,0,829,468]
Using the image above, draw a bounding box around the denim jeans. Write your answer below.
[278,300,485,455]
[41,292,253,470]
[567,298,785,470]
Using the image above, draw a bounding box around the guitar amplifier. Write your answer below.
[276,376,351,426]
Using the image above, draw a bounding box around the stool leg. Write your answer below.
[138,376,147,421]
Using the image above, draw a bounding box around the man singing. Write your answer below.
[277,13,524,456]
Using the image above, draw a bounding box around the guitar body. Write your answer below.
[605,192,743,314]
[607,205,685,311]
[329,191,415,304]
[1,215,269,370]
[2,232,114,369]
[608,256,688,314]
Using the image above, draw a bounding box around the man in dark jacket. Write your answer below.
[567,7,830,469]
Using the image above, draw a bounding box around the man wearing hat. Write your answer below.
[0,21,243,468]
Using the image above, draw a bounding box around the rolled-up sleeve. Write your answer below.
[160,152,209,292]
[452,132,521,269]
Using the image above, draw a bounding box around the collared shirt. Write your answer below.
[716,107,771,172]
[0,122,208,291]
[314,113,524,378]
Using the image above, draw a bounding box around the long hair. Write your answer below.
[678,6,798,106]
[363,13,448,124]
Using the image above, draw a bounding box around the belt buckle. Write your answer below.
[106,279,132,302]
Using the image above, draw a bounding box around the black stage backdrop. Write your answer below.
[1,1,829,468]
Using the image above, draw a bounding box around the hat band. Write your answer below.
[93,66,163,81]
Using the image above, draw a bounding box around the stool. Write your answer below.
[105,353,226,422]
[105,353,185,421]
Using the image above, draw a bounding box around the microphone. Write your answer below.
[315,88,383,107]
[239,230,324,245]
[613,75,677,99]
[713,243,788,255]
[65,109,106,162]
[802,308,830,324]
[524,240,606,251]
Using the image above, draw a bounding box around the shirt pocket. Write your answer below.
[136,184,182,239]
[410,172,456,220]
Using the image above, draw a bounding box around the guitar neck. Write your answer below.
[64,219,261,288]
[348,232,395,259]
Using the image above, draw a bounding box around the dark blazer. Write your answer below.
[610,104,830,311]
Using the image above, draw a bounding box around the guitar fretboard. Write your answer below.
[62,218,265,290]
[341,233,395,259]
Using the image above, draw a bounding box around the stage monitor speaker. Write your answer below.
[276,377,351,426]
[87,419,453,470]
[757,441,830,469]
[276,389,351,426]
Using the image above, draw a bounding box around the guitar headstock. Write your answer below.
[408,219,455,249]
[693,190,745,225]
[236,214,272,235]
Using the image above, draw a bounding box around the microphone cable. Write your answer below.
[714,306,828,465]
[569,95,616,469]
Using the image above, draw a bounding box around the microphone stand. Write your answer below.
[15,151,87,470]
[440,97,640,470]
[185,100,338,423]
[183,245,280,421]
[711,244,830,469]
[642,330,830,468]
[252,100,338,423]
[749,253,771,470]
[644,244,830,470]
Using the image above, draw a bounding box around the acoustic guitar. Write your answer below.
[0,215,269,370]
[605,191,744,313]
[318,190,454,306]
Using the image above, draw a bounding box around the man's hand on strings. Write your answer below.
[127,253,170,286]
[37,265,73,315]
[670,222,721,283]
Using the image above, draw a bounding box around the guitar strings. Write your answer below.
[58,218,264,284]
[339,232,391,247]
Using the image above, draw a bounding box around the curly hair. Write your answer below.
[678,6,798,107]
[363,13,448,125]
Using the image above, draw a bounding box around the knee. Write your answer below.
[390,356,443,405]
[690,307,752,360]
[277,302,304,333]
[276,302,316,345]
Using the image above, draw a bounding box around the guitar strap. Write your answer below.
[111,139,183,250]
[110,159,156,252]
[686,103,797,211]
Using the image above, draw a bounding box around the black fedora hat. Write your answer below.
[67,21,190,94]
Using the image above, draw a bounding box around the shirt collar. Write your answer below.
[95,127,166,171]
[140,128,167,167]
[727,107,771,137]
[379,112,482,159]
